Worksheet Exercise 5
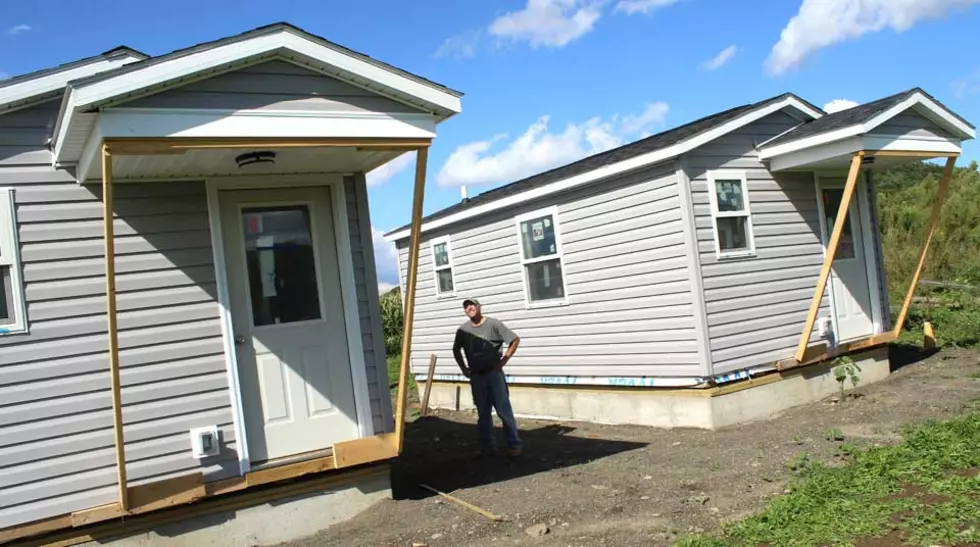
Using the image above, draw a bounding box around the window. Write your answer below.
[515,207,567,306]
[707,171,755,258]
[0,188,26,334]
[430,236,455,297]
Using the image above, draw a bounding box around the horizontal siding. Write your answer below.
[0,171,238,529]
[345,175,393,434]
[398,163,701,378]
[869,110,956,140]
[682,109,831,375]
[121,60,419,114]
[0,101,57,167]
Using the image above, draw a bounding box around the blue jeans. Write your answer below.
[469,370,521,451]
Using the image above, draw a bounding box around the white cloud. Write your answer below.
[489,0,603,48]
[615,0,682,15]
[7,24,30,36]
[953,69,980,99]
[767,0,980,76]
[378,281,397,294]
[823,99,859,113]
[366,153,414,187]
[701,45,737,71]
[371,226,400,289]
[436,29,482,59]
[436,102,669,187]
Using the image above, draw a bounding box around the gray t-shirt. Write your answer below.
[453,317,517,375]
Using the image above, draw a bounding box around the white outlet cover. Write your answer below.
[189,426,220,459]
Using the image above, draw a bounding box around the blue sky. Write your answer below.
[3,0,980,289]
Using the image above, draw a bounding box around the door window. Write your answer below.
[822,189,856,260]
[241,205,322,326]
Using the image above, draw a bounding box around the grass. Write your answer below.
[387,354,417,392]
[676,409,980,547]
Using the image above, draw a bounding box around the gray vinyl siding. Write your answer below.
[0,103,239,529]
[397,163,702,378]
[0,99,58,167]
[121,60,419,114]
[345,174,394,434]
[683,109,832,375]
[869,110,956,140]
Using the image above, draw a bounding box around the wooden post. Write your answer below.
[394,147,429,454]
[892,155,957,336]
[923,322,937,350]
[420,354,438,417]
[794,152,864,362]
[102,144,128,511]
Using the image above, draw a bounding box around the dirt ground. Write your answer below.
[284,347,980,547]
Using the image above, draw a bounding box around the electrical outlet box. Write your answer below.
[189,426,220,459]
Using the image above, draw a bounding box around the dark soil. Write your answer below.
[283,347,980,547]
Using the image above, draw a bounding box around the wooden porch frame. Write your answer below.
[56,137,433,542]
[793,150,958,363]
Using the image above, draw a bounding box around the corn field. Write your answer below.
[379,286,403,356]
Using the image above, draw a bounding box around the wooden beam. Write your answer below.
[246,455,336,487]
[420,354,438,417]
[0,515,72,544]
[101,144,128,512]
[892,155,957,336]
[794,152,864,362]
[103,137,432,155]
[71,473,206,527]
[333,433,398,469]
[868,150,959,158]
[394,147,429,454]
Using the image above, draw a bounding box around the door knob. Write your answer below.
[234,335,246,345]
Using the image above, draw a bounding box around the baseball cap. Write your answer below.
[462,297,481,308]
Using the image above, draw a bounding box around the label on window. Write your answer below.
[543,218,551,228]
[532,222,544,241]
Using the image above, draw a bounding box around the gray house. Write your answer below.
[386,89,974,428]
[0,24,459,546]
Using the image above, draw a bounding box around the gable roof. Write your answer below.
[384,93,823,240]
[0,47,147,113]
[68,23,461,102]
[759,87,975,157]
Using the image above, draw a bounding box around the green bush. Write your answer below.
[379,286,403,356]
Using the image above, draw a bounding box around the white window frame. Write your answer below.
[429,235,456,298]
[0,188,27,335]
[706,170,756,260]
[514,206,569,308]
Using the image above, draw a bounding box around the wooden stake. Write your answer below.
[394,147,429,454]
[420,354,438,417]
[420,484,503,521]
[892,156,957,336]
[923,321,937,350]
[102,144,128,511]
[795,152,864,362]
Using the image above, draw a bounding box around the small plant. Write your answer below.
[832,355,861,400]
[825,428,845,442]
[785,452,813,473]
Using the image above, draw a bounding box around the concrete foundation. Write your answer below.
[88,470,390,547]
[422,347,890,429]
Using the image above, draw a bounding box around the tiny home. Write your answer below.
[386,89,975,428]
[0,24,460,546]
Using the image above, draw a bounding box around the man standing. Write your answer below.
[452,298,522,457]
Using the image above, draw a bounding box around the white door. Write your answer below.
[220,186,359,463]
[817,178,876,343]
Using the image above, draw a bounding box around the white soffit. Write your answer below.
[384,96,822,242]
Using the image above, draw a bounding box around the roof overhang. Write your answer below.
[758,90,975,162]
[0,49,146,114]
[384,95,823,242]
[53,27,462,167]
[765,134,963,172]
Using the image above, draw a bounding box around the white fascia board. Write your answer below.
[384,96,821,242]
[73,108,437,179]
[0,53,144,112]
[760,92,975,161]
[768,134,962,171]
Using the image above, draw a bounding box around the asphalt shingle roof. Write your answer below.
[386,92,817,237]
